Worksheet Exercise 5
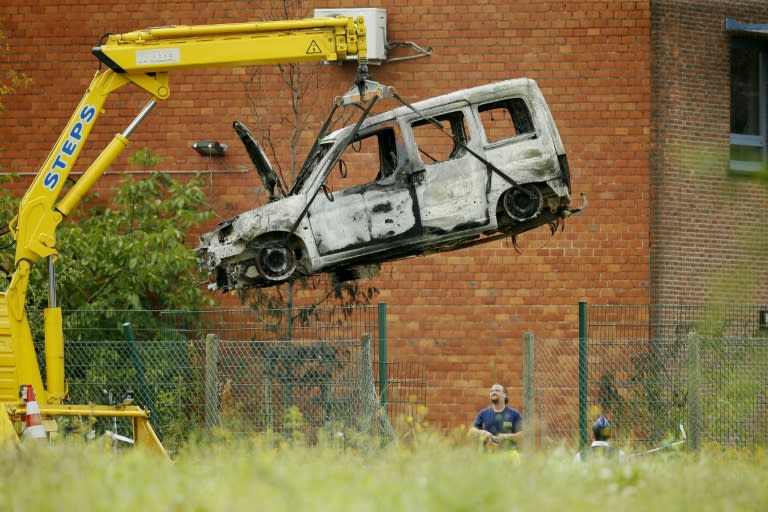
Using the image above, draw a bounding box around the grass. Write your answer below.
[0,432,766,511]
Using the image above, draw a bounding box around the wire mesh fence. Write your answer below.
[51,306,421,451]
[528,303,768,449]
[586,304,768,448]
[31,302,768,450]
[529,337,580,447]
[380,361,428,422]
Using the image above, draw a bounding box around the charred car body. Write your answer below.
[197,78,576,291]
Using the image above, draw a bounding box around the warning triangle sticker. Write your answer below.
[306,40,322,54]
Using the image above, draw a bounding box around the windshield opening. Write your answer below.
[289,142,332,195]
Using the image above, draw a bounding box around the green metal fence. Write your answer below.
[48,305,425,451]
[585,303,768,448]
[35,302,767,450]
[526,303,767,450]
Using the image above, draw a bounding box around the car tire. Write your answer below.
[256,243,297,281]
[503,185,543,222]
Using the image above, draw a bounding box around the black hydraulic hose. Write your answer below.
[288,95,380,235]
[390,90,539,203]
[291,102,341,196]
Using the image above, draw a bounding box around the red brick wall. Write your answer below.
[0,1,651,429]
[651,0,768,305]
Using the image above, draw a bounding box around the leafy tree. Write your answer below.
[61,173,214,310]
[128,146,163,169]
[0,66,30,105]
[0,152,216,444]
[1,170,214,312]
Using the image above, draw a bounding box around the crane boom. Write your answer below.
[93,18,364,73]
[0,15,371,454]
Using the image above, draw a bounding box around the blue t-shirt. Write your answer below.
[473,406,523,450]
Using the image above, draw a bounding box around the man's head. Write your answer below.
[489,384,508,406]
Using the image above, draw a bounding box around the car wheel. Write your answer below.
[256,243,297,281]
[503,185,543,222]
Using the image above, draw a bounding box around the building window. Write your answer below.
[729,37,767,174]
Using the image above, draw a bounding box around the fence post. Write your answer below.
[687,331,702,450]
[578,301,588,449]
[205,334,219,427]
[360,333,374,435]
[122,322,160,435]
[523,332,536,453]
[378,302,388,411]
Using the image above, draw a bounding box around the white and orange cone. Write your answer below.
[21,384,47,442]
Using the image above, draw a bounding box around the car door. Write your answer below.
[307,124,420,256]
[406,104,490,235]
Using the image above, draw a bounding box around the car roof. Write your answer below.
[322,77,536,142]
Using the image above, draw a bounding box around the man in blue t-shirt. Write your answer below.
[470,383,523,451]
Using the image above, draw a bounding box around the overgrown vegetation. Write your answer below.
[1,436,766,511]
[0,25,31,105]
[0,22,31,173]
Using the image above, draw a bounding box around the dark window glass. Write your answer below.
[730,46,760,136]
[730,144,762,163]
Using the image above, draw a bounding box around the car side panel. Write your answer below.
[308,183,418,254]
[412,154,490,234]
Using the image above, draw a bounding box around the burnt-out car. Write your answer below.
[197,78,576,291]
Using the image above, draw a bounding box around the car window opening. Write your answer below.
[478,98,534,143]
[331,127,398,190]
[412,111,470,165]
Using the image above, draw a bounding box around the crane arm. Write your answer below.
[13,15,368,268]
[93,17,366,73]
[1,16,369,414]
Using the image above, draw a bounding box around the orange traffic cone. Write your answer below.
[21,384,47,442]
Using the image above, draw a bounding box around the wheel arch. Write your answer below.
[250,231,310,281]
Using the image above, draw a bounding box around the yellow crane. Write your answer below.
[0,15,378,456]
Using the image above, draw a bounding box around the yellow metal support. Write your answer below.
[2,262,45,404]
[56,133,130,216]
[12,70,129,264]
[0,291,19,403]
[134,417,169,458]
[43,307,65,402]
[2,70,135,410]
[95,17,364,72]
[5,403,169,457]
[0,407,19,449]
[113,17,356,42]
